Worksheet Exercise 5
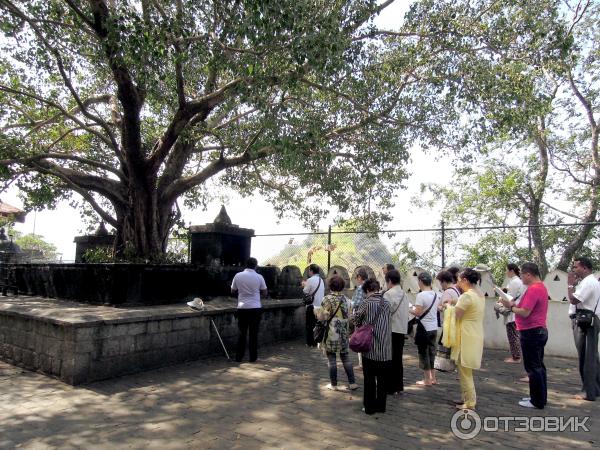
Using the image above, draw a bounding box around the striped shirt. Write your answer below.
[353,293,392,361]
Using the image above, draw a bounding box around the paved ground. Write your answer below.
[0,339,598,449]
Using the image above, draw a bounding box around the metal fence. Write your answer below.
[251,221,600,278]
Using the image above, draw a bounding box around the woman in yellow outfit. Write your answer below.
[445,268,485,410]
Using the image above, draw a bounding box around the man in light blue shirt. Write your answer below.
[352,268,368,309]
[232,257,267,362]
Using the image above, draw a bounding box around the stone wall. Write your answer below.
[4,263,307,305]
[0,298,304,384]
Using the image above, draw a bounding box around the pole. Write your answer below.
[327,225,332,272]
[441,220,446,269]
[187,229,191,264]
[210,318,231,360]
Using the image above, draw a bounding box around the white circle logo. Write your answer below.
[451,409,482,440]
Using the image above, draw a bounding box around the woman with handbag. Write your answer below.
[315,275,358,391]
[411,272,441,386]
[449,268,485,410]
[353,278,392,414]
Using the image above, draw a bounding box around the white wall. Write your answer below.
[483,297,576,358]
[406,292,577,358]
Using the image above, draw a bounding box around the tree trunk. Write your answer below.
[528,120,550,278]
[113,170,168,261]
[528,206,549,278]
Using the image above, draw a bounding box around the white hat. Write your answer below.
[186,297,205,310]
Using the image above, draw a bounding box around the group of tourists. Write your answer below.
[231,255,600,415]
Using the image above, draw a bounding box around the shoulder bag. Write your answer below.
[576,292,600,329]
[313,296,343,344]
[303,277,322,306]
[349,296,385,353]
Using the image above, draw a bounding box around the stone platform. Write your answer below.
[0,296,303,384]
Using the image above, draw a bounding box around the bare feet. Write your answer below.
[416,380,432,386]
[518,376,529,383]
[573,394,591,401]
[504,357,521,363]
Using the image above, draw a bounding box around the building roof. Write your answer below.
[0,200,26,223]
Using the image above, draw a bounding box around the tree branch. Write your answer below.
[22,158,126,206]
[162,146,275,203]
[148,78,243,173]
[568,71,597,130]
[0,85,116,150]
[0,152,124,179]
[87,0,145,164]
[1,0,119,151]
[63,0,96,30]
[2,94,112,134]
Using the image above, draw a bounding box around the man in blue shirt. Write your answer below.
[352,268,368,309]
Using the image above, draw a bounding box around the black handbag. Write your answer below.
[414,293,437,346]
[303,277,322,306]
[576,294,600,329]
[313,297,343,344]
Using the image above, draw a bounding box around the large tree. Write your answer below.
[0,0,455,260]
[406,0,600,275]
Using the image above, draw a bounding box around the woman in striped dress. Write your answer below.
[353,278,392,415]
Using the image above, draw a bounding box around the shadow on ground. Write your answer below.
[1,339,598,449]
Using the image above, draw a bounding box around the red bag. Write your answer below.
[349,323,374,352]
[349,296,384,353]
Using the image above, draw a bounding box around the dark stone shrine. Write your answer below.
[189,206,254,266]
[73,222,114,263]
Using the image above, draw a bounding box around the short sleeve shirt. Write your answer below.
[506,275,525,323]
[441,287,460,305]
[415,291,440,332]
[515,282,548,331]
[573,274,600,313]
[303,275,325,307]
[231,269,267,309]
[507,276,525,303]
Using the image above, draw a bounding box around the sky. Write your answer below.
[3,0,451,263]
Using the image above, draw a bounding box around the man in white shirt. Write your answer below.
[504,263,526,363]
[231,257,267,362]
[567,256,600,401]
[301,264,324,347]
[384,269,408,394]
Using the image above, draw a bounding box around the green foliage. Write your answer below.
[83,244,187,264]
[0,0,447,259]
[1,0,598,261]
[82,246,114,263]
[264,230,393,273]
[14,232,58,260]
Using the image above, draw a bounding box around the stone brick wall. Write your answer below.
[0,299,304,384]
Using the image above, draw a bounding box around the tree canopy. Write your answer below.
[0,0,459,260]
[412,0,600,276]
[2,0,598,267]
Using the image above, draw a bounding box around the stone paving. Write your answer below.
[0,338,598,449]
